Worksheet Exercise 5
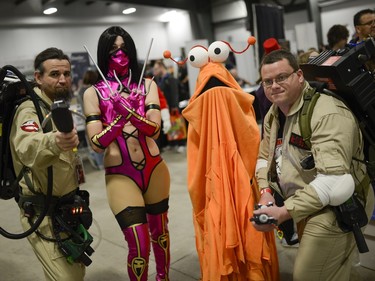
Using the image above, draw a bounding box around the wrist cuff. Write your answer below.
[260,187,273,195]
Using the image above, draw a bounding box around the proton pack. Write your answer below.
[0,70,34,200]
[300,37,375,182]
[0,66,95,262]
[299,37,375,253]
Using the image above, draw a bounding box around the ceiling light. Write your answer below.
[159,10,178,22]
[122,7,136,15]
[43,7,58,15]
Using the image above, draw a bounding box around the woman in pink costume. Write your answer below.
[83,26,171,281]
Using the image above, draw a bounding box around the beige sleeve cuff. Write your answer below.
[47,132,63,155]
[256,166,269,190]
[284,185,324,223]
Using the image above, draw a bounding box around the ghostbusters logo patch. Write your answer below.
[21,120,39,132]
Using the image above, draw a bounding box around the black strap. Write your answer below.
[86,114,101,124]
[145,103,161,111]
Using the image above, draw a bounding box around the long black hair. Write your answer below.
[97,26,141,83]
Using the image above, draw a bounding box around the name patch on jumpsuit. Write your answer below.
[20,120,39,132]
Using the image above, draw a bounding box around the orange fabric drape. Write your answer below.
[182,63,279,281]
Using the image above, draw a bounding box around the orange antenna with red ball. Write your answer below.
[163,50,187,65]
[164,45,208,66]
[224,36,256,54]
[163,37,256,67]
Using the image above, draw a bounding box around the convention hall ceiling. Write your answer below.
[2,0,353,26]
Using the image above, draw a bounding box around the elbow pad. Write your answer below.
[91,115,125,149]
[310,173,355,206]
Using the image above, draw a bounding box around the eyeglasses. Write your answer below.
[262,71,296,88]
[358,19,375,26]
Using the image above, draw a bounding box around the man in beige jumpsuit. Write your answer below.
[10,48,85,280]
[252,49,374,281]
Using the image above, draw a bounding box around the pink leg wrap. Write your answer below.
[122,223,151,281]
[147,212,170,281]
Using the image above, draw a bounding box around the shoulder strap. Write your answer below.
[13,96,52,194]
[268,113,274,130]
[299,87,320,149]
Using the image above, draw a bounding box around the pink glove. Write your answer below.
[112,95,160,137]
[91,114,126,149]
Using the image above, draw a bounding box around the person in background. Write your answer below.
[145,66,172,151]
[350,8,375,75]
[229,67,252,88]
[10,47,86,280]
[177,62,190,133]
[76,69,104,170]
[255,38,280,123]
[327,24,349,51]
[83,26,171,281]
[157,85,172,149]
[153,60,185,153]
[297,48,320,64]
[253,49,374,281]
[77,69,98,106]
[177,63,190,103]
[350,8,375,44]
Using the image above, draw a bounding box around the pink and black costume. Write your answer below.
[93,78,162,192]
[87,47,170,281]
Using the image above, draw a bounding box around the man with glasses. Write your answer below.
[351,8,375,44]
[350,8,375,75]
[252,49,374,281]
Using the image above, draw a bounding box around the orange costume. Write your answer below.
[176,41,279,280]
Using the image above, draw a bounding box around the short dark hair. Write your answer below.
[327,24,349,48]
[34,47,70,73]
[261,49,299,71]
[353,9,375,26]
[97,26,141,84]
[153,60,167,70]
[83,70,99,85]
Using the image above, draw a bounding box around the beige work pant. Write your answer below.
[294,187,374,281]
[21,214,86,281]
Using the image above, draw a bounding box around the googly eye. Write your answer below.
[208,41,230,63]
[187,46,209,68]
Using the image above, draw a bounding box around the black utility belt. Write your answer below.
[18,189,78,211]
[19,189,92,228]
[19,189,95,266]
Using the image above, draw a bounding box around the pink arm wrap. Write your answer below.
[91,114,126,149]
[113,96,160,137]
